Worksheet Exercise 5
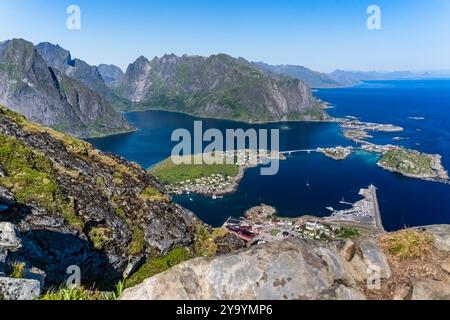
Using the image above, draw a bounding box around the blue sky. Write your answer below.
[1,0,449,72]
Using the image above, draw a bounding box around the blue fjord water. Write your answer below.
[88,80,450,231]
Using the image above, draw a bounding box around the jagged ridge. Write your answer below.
[116,53,327,122]
[0,39,132,138]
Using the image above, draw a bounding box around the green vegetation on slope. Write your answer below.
[40,287,105,301]
[380,230,434,260]
[125,224,228,288]
[0,134,84,230]
[193,223,228,258]
[128,226,145,256]
[336,227,360,239]
[88,227,113,250]
[139,186,170,202]
[379,149,436,177]
[150,156,239,186]
[125,247,193,288]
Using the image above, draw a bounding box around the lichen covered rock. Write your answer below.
[0,106,195,287]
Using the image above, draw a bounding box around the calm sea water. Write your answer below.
[88,80,450,231]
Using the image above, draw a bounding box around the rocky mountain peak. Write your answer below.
[35,42,74,69]
[0,39,133,137]
[117,52,327,122]
[98,64,124,87]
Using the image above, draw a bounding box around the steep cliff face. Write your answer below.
[98,64,124,88]
[36,42,131,113]
[121,226,450,300]
[117,54,327,122]
[0,39,132,138]
[36,42,112,99]
[0,105,195,287]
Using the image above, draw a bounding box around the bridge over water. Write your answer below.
[280,147,364,155]
[280,149,318,155]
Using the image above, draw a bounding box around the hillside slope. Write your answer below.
[0,105,195,288]
[98,64,125,88]
[36,42,131,112]
[253,62,343,88]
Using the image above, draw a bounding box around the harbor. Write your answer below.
[220,185,385,247]
[326,184,385,232]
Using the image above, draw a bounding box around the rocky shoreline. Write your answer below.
[377,149,449,184]
[328,116,450,184]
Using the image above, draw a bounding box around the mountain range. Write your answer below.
[0,39,133,138]
[253,62,343,88]
[2,38,443,138]
[98,64,125,88]
[35,42,131,112]
[114,53,327,122]
[253,62,446,88]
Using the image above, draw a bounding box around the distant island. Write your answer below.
[316,117,450,184]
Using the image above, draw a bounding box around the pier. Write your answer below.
[326,184,385,233]
[368,184,385,232]
[281,149,318,155]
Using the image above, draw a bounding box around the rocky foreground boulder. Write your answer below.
[121,225,450,300]
[0,105,195,296]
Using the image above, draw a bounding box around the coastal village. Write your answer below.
[155,114,449,202]
[220,185,381,246]
[155,116,448,249]
[164,149,286,197]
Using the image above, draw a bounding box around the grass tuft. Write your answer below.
[10,262,26,279]
[128,226,145,255]
[139,187,169,202]
[193,223,227,258]
[124,247,192,288]
[379,230,434,260]
[89,227,113,250]
[40,287,105,301]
